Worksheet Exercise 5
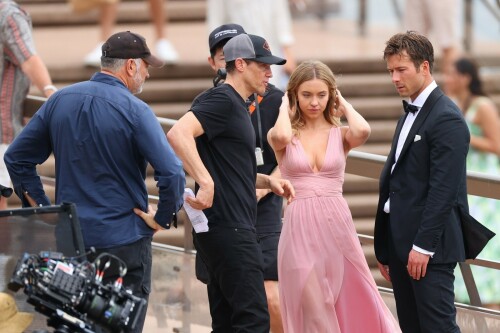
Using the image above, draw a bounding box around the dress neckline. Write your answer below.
[295,127,335,174]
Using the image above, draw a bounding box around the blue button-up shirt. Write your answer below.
[4,72,185,248]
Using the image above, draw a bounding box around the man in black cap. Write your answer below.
[4,31,185,333]
[207,23,246,64]
[167,33,294,332]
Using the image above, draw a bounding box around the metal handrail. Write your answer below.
[346,150,500,200]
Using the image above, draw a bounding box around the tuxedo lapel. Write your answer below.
[394,87,443,171]
[386,114,407,170]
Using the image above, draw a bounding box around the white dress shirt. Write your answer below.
[384,81,438,256]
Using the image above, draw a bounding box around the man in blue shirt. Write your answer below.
[4,31,185,333]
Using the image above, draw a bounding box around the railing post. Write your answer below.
[464,0,473,53]
[181,210,194,252]
[458,263,490,332]
[458,262,482,306]
[358,0,367,36]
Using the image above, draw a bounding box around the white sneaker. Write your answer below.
[84,42,103,67]
[155,39,178,64]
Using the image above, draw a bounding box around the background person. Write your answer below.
[4,31,185,333]
[403,0,459,73]
[81,0,179,66]
[375,31,469,333]
[443,56,500,308]
[0,0,57,210]
[206,0,297,90]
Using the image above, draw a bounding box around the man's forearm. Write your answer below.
[21,55,55,98]
[167,130,213,189]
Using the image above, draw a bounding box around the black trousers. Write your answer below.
[388,232,460,333]
[195,231,280,283]
[87,236,152,333]
[193,226,270,333]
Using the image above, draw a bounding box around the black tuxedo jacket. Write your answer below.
[374,87,470,265]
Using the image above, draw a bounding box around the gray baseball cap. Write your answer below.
[223,34,286,65]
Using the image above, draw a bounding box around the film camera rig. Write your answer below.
[9,250,147,333]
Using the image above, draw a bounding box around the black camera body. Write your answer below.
[9,251,147,333]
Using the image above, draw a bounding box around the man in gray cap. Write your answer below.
[167,33,294,332]
[194,24,286,333]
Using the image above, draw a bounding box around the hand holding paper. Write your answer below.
[183,188,209,233]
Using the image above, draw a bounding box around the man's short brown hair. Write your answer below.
[383,31,434,73]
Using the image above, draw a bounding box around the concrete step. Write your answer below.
[152,109,397,144]
[337,71,500,98]
[36,157,379,195]
[44,63,214,83]
[344,193,378,218]
[363,243,377,266]
[353,217,375,236]
[150,102,401,125]
[365,120,397,143]
[22,0,206,27]
[349,96,404,120]
[343,174,378,193]
[371,267,392,289]
[31,78,210,105]
[35,137,390,180]
[150,99,389,119]
[353,144,390,156]
[36,74,500,113]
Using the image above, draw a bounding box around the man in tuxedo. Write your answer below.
[374,31,469,332]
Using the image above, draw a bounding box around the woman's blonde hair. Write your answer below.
[286,60,341,131]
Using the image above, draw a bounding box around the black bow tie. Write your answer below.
[403,100,419,114]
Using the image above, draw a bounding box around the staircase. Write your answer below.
[11,0,500,287]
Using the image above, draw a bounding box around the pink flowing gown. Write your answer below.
[278,127,401,332]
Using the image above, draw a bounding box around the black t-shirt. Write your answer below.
[190,84,257,230]
[249,84,284,234]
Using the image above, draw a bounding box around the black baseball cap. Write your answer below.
[101,31,164,68]
[223,34,286,65]
[208,24,246,53]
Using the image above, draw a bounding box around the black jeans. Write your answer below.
[194,226,270,333]
[87,236,152,333]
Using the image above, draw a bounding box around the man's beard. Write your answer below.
[132,66,144,95]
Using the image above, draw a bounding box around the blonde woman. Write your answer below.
[268,60,400,332]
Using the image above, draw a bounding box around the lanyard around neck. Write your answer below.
[249,93,264,150]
